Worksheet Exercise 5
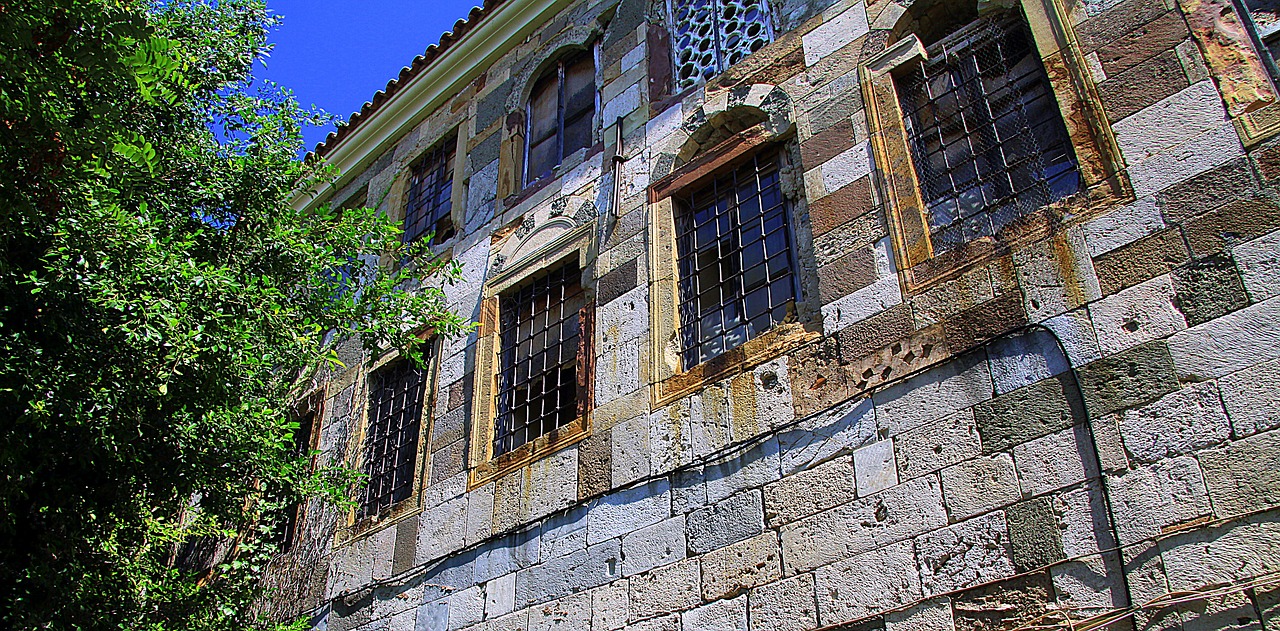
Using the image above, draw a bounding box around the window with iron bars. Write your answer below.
[494,260,588,456]
[670,0,774,92]
[895,11,1080,256]
[674,148,798,368]
[404,138,457,245]
[272,409,316,551]
[359,357,428,519]
[526,50,596,184]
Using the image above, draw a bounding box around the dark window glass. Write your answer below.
[494,261,586,456]
[404,138,456,245]
[896,12,1080,255]
[671,0,774,91]
[360,358,428,519]
[675,149,797,368]
[272,410,316,551]
[526,51,597,183]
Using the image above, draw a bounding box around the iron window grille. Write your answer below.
[494,260,588,456]
[670,0,774,92]
[404,138,457,245]
[895,11,1080,256]
[674,148,798,368]
[526,50,597,184]
[359,358,428,519]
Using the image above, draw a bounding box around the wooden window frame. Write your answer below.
[524,49,599,186]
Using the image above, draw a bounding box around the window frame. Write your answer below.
[667,0,777,92]
[468,224,596,489]
[394,131,467,255]
[523,48,600,186]
[860,0,1130,294]
[403,134,459,246]
[273,390,325,553]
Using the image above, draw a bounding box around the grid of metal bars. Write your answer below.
[494,260,586,456]
[526,50,596,183]
[359,358,428,519]
[404,138,456,245]
[895,12,1080,255]
[671,0,774,91]
[675,149,797,368]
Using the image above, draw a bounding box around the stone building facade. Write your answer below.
[263,0,1280,629]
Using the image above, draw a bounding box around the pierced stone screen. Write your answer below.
[675,149,797,368]
[671,0,774,91]
[495,261,586,456]
[895,12,1080,255]
[404,138,456,245]
[360,358,427,519]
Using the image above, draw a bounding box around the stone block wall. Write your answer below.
[259,0,1280,629]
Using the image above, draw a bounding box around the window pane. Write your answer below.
[360,357,428,519]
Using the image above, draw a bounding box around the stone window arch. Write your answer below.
[524,48,598,184]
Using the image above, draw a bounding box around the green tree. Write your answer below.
[0,1,467,628]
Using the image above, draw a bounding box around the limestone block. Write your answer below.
[417,496,468,564]
[621,615,680,631]
[597,337,642,407]
[682,594,748,631]
[628,558,701,621]
[622,516,686,577]
[1041,308,1102,368]
[479,609,529,631]
[592,580,629,631]
[884,597,955,631]
[749,574,820,631]
[1077,341,1180,418]
[588,479,671,545]
[1218,357,1280,437]
[1055,483,1115,558]
[1167,297,1280,380]
[389,607,417,631]
[444,240,491,313]
[476,530,540,584]
[802,2,870,67]
[853,439,898,496]
[649,399,693,474]
[371,525,397,581]
[417,602,449,631]
[873,353,993,437]
[687,490,765,554]
[814,540,923,626]
[449,586,486,630]
[1112,81,1226,166]
[1050,553,1123,611]
[1128,122,1244,197]
[896,410,982,481]
[529,591,592,631]
[986,328,1071,395]
[702,437,782,508]
[940,454,1021,521]
[540,506,588,563]
[1013,229,1101,322]
[689,386,733,459]
[1159,513,1280,591]
[1178,591,1263,631]
[485,574,516,620]
[821,276,904,335]
[817,142,873,201]
[1005,498,1065,572]
[1107,456,1212,545]
[1013,425,1093,497]
[1083,196,1167,257]
[915,511,1016,597]
[1119,382,1230,463]
[602,82,642,126]
[560,153,602,198]
[513,539,622,608]
[527,447,578,521]
[763,456,857,527]
[1090,274,1186,357]
[1234,228,1280,302]
[777,396,876,475]
[646,104,684,146]
[611,415,652,487]
[754,358,796,434]
[598,285,649,347]
[699,531,783,601]
[1197,429,1280,516]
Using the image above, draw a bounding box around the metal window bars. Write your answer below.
[404,138,456,245]
[670,0,774,91]
[359,358,428,519]
[895,11,1081,256]
[675,149,798,368]
[494,260,588,456]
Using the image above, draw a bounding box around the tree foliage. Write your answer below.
[0,1,467,628]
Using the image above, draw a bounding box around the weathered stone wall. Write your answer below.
[261,0,1280,629]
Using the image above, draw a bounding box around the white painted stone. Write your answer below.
[777,396,877,475]
[448,585,486,630]
[1219,357,1280,437]
[818,141,873,194]
[814,540,923,625]
[1120,382,1231,463]
[1090,274,1186,357]
[485,573,516,620]
[612,415,653,487]
[895,409,982,480]
[873,353,993,438]
[853,439,899,496]
[1083,196,1166,257]
[621,516,687,577]
[1013,228,1103,322]
[1113,81,1227,165]
[1013,426,1093,497]
[597,337,641,406]
[588,479,671,545]
[884,597,955,631]
[682,595,747,631]
[749,574,819,631]
[1106,456,1212,545]
[1234,228,1280,302]
[940,453,1021,521]
[628,558,701,621]
[592,580,630,631]
[986,328,1072,395]
[1129,122,1245,197]
[1167,296,1280,380]
[602,82,643,126]
[530,591,592,631]
[802,2,870,67]
[764,455,857,527]
[821,275,904,334]
[915,511,1016,596]
[1041,308,1103,368]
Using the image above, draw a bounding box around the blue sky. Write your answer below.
[258,0,484,153]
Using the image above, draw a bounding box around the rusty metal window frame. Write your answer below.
[358,357,429,520]
[404,136,457,245]
[894,10,1081,256]
[524,49,598,185]
[668,0,775,92]
[493,259,589,456]
[673,147,799,368]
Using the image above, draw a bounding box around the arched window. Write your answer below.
[525,49,596,183]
